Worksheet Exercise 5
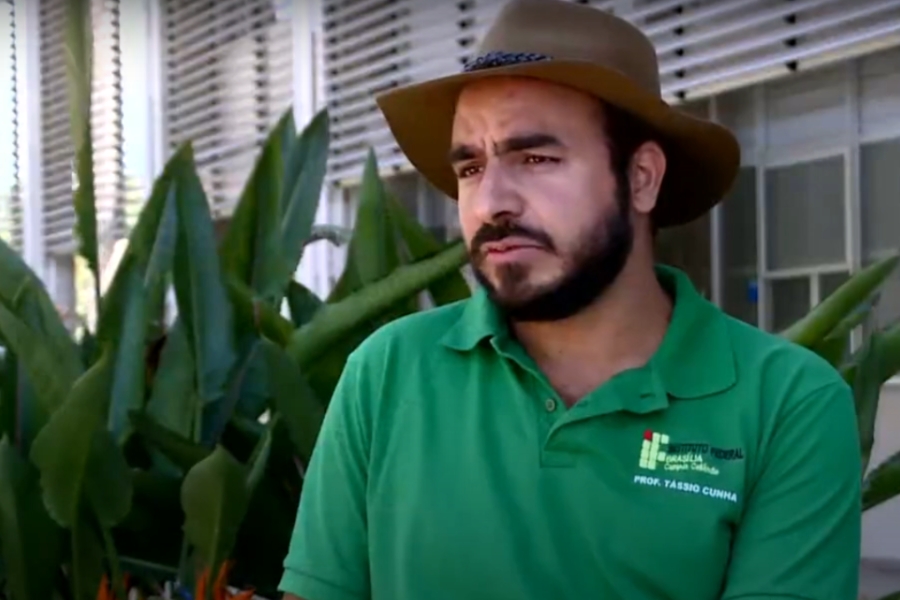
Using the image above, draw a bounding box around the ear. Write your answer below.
[629,141,667,217]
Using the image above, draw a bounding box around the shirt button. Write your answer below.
[544,398,557,412]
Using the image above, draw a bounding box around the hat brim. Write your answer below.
[375,59,740,228]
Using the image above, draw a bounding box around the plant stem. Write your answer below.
[101,525,125,599]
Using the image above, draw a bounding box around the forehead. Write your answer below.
[451,77,601,142]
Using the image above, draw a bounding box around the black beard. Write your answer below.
[469,194,633,323]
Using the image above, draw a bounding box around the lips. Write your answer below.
[481,237,545,254]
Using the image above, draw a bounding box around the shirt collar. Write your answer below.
[439,264,737,400]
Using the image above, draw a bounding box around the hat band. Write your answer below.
[463,50,553,72]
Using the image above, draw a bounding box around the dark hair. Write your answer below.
[596,101,665,237]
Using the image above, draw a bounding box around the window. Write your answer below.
[711,45,900,336]
[764,155,848,332]
[0,0,20,251]
[862,139,900,329]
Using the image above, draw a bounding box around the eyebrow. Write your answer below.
[448,133,564,164]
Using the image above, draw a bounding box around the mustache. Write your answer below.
[470,222,555,254]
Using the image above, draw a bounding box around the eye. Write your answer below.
[524,155,559,165]
[456,164,482,179]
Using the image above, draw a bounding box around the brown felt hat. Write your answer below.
[375,0,741,228]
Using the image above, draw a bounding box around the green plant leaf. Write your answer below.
[130,410,210,472]
[287,241,468,367]
[0,348,17,443]
[262,339,324,463]
[29,348,133,528]
[0,294,80,417]
[385,193,471,305]
[280,109,330,289]
[0,237,74,358]
[171,161,237,405]
[203,339,264,446]
[854,331,886,473]
[98,145,188,346]
[863,449,900,512]
[328,149,407,304]
[781,253,899,347]
[107,263,149,442]
[146,320,196,441]
[842,320,900,386]
[810,298,876,367]
[286,280,323,327]
[65,0,101,314]
[70,510,105,600]
[220,112,290,304]
[245,414,276,493]
[0,436,64,600]
[224,275,294,346]
[181,445,251,592]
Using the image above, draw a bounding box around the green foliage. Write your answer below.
[0,9,470,599]
[0,109,470,598]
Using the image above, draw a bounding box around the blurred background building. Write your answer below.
[3,0,900,591]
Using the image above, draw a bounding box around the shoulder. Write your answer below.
[350,299,470,362]
[725,313,850,396]
[722,312,854,435]
[340,298,472,394]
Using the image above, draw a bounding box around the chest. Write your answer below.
[365,380,750,600]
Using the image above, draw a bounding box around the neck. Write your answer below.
[511,253,673,397]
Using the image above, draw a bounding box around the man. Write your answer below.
[279,0,862,598]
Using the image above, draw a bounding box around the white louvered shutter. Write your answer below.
[324,0,900,184]
[39,0,125,259]
[0,0,22,251]
[162,0,294,218]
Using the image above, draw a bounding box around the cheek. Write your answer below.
[455,198,482,242]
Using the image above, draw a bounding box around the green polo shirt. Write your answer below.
[279,265,861,600]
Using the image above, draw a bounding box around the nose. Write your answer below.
[466,162,525,224]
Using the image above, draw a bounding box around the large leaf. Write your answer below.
[203,339,265,446]
[854,330,886,473]
[0,334,36,454]
[279,109,330,292]
[70,510,105,600]
[224,275,294,346]
[328,150,408,304]
[0,238,74,360]
[809,297,875,367]
[220,112,291,304]
[385,193,471,305]
[130,411,210,473]
[841,320,900,388]
[97,144,189,345]
[181,446,251,598]
[0,289,80,417]
[287,241,468,367]
[107,263,149,442]
[0,348,17,443]
[286,280,323,328]
[64,0,100,313]
[863,449,900,512]
[262,339,324,463]
[0,437,63,600]
[171,161,237,406]
[29,349,133,528]
[146,320,196,441]
[781,254,899,347]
